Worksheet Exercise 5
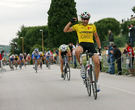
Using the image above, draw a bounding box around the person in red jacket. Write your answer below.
[126,43,134,76]
[0,50,4,68]
[0,50,4,60]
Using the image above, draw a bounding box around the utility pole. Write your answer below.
[40,30,44,52]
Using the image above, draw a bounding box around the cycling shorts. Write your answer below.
[20,57,23,60]
[15,58,18,61]
[46,56,51,61]
[61,51,67,59]
[79,42,97,54]
[10,58,14,62]
[34,56,40,59]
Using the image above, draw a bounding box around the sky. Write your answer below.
[0,0,134,45]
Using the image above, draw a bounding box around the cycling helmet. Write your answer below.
[81,12,91,19]
[27,54,30,56]
[15,54,18,57]
[61,44,68,52]
[35,48,38,51]
[20,53,23,56]
[39,52,42,55]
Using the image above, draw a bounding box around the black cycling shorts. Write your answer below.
[79,42,97,53]
[61,51,67,59]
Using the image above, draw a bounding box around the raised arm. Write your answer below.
[63,18,77,33]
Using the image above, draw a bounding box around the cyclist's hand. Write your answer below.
[70,17,77,23]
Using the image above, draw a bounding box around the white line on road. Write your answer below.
[102,84,135,95]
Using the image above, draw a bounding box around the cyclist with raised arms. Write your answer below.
[59,44,72,78]
[64,12,101,92]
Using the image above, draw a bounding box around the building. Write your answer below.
[130,15,135,21]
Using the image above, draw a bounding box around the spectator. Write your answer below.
[108,30,114,44]
[108,42,115,74]
[125,43,134,76]
[104,45,110,73]
[128,25,131,43]
[72,44,77,68]
[110,45,122,75]
[129,24,135,47]
[76,42,79,47]
[0,50,5,68]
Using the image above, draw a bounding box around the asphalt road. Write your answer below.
[0,65,135,110]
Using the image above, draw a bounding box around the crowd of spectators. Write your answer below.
[103,24,135,76]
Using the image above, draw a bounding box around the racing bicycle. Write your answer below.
[80,50,98,100]
[63,55,70,81]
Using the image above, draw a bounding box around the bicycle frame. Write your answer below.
[63,55,70,81]
[80,51,97,99]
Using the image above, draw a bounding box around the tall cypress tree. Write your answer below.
[47,0,78,48]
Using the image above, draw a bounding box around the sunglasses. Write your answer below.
[82,18,89,20]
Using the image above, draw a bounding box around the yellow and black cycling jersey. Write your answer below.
[14,56,18,61]
[71,23,97,43]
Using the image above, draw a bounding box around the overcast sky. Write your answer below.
[0,0,134,45]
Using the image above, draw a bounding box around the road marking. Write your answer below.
[102,84,135,95]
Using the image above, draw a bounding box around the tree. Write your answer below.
[94,18,120,41]
[17,25,48,54]
[47,0,78,48]
[121,20,135,35]
[132,6,135,13]
[9,38,20,55]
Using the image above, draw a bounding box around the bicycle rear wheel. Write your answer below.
[48,62,50,69]
[86,68,91,96]
[63,66,66,80]
[40,61,42,69]
[66,63,70,81]
[91,66,97,99]
[20,61,22,69]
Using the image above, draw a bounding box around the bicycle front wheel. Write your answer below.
[48,62,50,69]
[35,62,37,73]
[63,67,66,80]
[86,69,91,96]
[66,63,70,81]
[91,66,97,100]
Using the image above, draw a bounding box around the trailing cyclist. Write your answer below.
[19,53,25,68]
[9,54,15,68]
[59,44,72,78]
[26,54,31,65]
[45,51,52,67]
[32,48,40,69]
[14,54,19,68]
[64,12,101,92]
[39,52,43,68]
